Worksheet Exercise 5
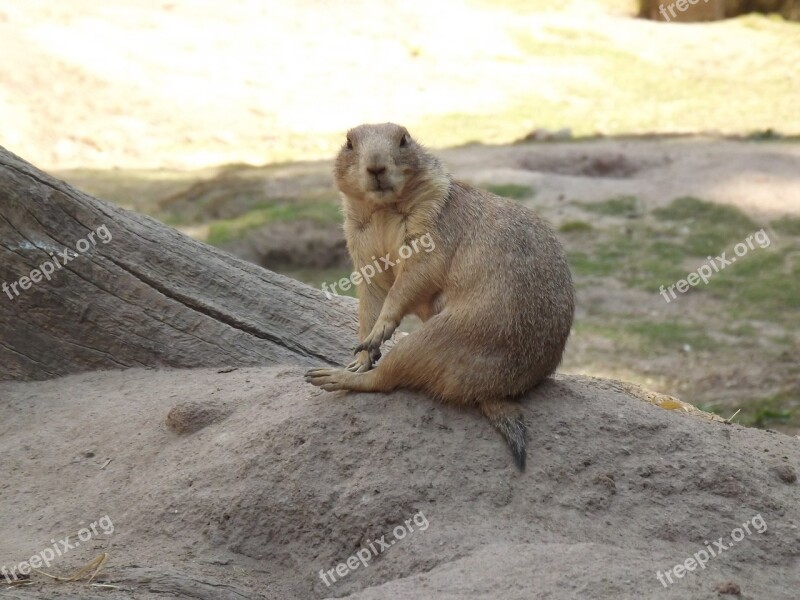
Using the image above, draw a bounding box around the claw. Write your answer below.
[305,367,355,393]
[347,347,381,373]
[355,319,396,356]
[305,368,330,378]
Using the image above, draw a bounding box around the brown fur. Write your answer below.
[305,123,575,469]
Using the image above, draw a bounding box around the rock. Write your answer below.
[518,128,573,143]
[166,400,233,434]
[774,463,797,483]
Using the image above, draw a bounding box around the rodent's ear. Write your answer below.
[346,136,353,150]
[399,133,409,147]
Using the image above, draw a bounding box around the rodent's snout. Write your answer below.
[362,156,396,196]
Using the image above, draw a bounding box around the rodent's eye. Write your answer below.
[346,137,353,150]
[399,134,408,148]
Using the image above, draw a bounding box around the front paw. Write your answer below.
[354,318,398,354]
[304,368,352,392]
[347,348,380,373]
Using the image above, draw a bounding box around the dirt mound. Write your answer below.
[166,400,234,434]
[1,366,798,599]
[517,150,657,179]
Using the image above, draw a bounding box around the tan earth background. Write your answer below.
[2,1,800,598]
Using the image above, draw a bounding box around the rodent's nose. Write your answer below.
[366,165,387,177]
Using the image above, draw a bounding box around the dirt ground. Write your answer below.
[1,367,799,599]
[2,0,799,170]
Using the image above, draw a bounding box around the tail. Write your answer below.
[480,400,527,470]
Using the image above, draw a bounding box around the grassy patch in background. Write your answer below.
[484,183,536,199]
[578,195,641,216]
[653,197,758,257]
[573,319,715,354]
[623,321,716,352]
[559,220,593,233]
[569,195,800,326]
[652,197,754,227]
[568,226,687,287]
[711,248,800,321]
[207,201,341,245]
[772,216,800,236]
[568,251,618,277]
[733,389,799,429]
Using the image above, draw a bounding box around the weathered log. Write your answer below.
[0,146,356,382]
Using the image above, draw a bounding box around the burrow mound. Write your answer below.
[1,367,798,599]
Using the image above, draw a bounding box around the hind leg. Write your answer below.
[306,313,481,401]
[304,364,389,392]
[304,337,415,393]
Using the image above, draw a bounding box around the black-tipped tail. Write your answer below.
[480,401,527,471]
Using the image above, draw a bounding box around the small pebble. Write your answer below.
[774,464,797,484]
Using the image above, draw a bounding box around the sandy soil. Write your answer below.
[2,0,799,170]
[1,366,799,599]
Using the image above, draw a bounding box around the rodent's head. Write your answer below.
[334,123,444,206]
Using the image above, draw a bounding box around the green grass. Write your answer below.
[695,403,724,416]
[578,196,641,216]
[653,196,756,228]
[573,319,715,354]
[706,247,800,320]
[484,183,535,199]
[207,201,341,245]
[771,216,800,236]
[568,251,618,277]
[652,196,760,256]
[623,321,716,352]
[568,229,687,287]
[733,389,799,429]
[569,196,800,325]
[722,323,758,338]
[559,220,593,233]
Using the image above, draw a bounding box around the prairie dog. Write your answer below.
[305,123,574,469]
